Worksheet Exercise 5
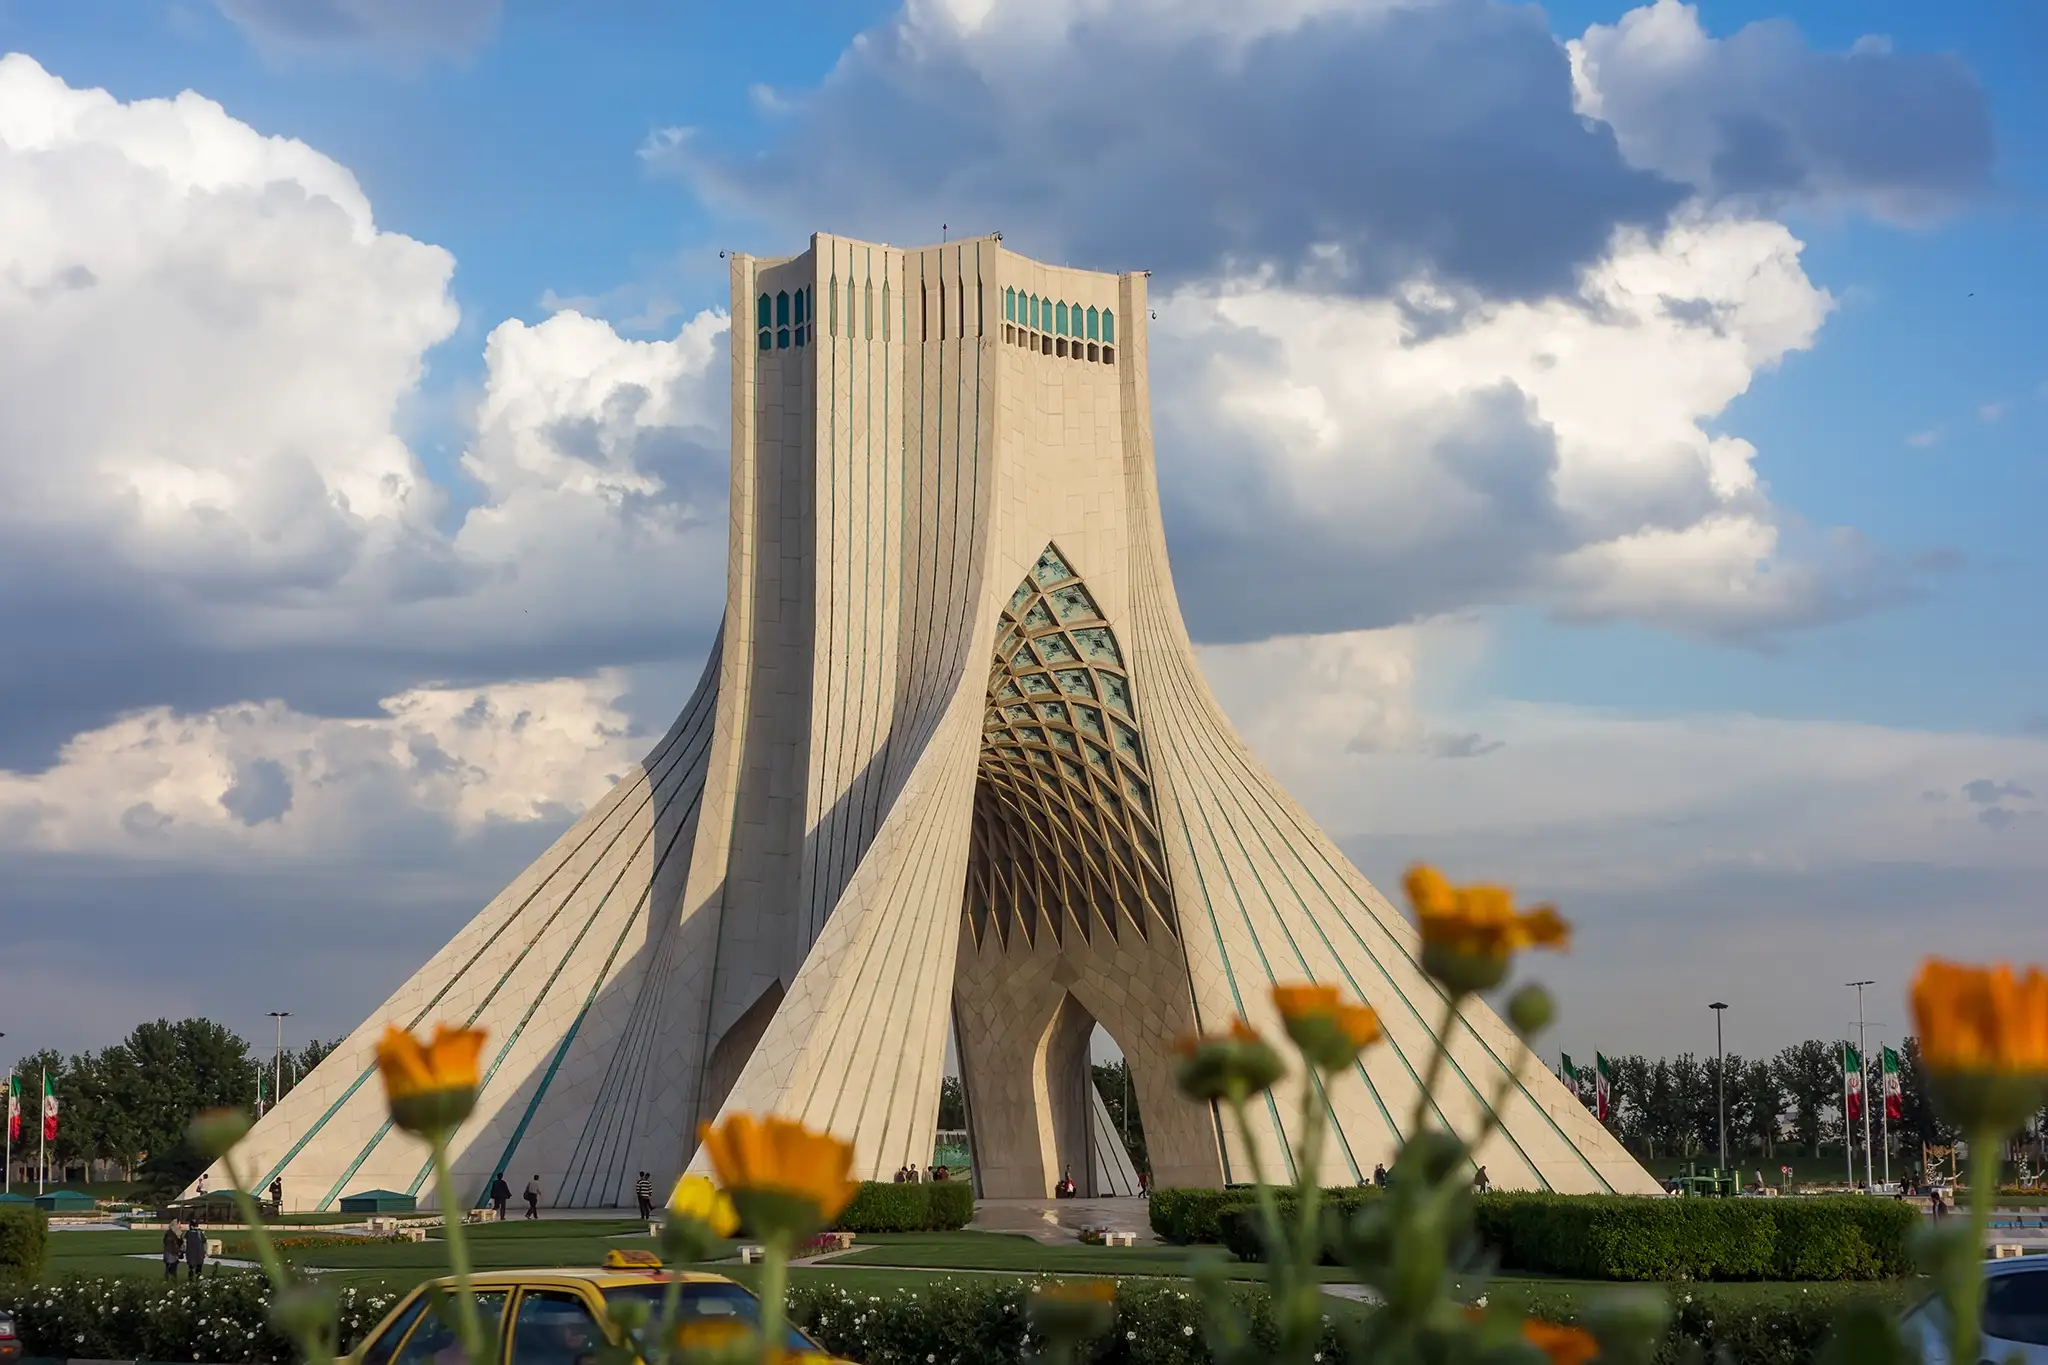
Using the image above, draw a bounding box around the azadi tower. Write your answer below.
[201,235,1658,1210]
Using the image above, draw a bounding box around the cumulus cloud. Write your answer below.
[649,0,1937,643]
[651,0,1682,301]
[216,0,501,60]
[0,55,730,765]
[0,673,642,859]
[1569,0,1993,221]
[1153,214,1894,640]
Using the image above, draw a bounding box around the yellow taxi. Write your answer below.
[344,1257,853,1365]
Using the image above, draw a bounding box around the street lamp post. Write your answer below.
[1847,982,1874,1190]
[268,1012,291,1121]
[1710,1003,1729,1176]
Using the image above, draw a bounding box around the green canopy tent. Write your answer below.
[338,1189,417,1214]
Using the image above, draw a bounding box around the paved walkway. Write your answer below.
[968,1197,1157,1245]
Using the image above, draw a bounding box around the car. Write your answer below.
[0,1307,19,1364]
[343,1264,854,1365]
[1901,1255,2048,1364]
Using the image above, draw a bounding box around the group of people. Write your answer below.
[1360,1162,1489,1193]
[891,1162,954,1183]
[486,1171,544,1219]
[159,1217,209,1279]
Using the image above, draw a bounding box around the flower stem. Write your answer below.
[1411,993,1462,1137]
[221,1149,292,1293]
[650,1269,685,1365]
[223,1149,331,1363]
[756,1232,791,1365]
[428,1138,487,1365]
[1954,1132,1995,1364]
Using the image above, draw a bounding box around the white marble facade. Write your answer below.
[195,235,1660,1212]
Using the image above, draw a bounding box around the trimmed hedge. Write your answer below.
[1215,1190,1382,1264]
[1157,1184,1917,1282]
[1476,1194,1917,1282]
[0,1275,403,1361]
[0,1206,46,1281]
[831,1179,975,1233]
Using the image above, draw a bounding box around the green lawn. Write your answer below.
[40,1221,1923,1317]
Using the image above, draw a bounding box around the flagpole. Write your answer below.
[1850,981,1874,1190]
[38,1068,46,1196]
[3,1067,11,1196]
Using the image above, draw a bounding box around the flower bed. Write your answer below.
[0,1275,401,1363]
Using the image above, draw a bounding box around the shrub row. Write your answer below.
[1474,1193,1917,1282]
[0,1207,45,1281]
[0,1275,402,1361]
[1156,1185,1917,1282]
[831,1179,975,1233]
[0,1272,1913,1364]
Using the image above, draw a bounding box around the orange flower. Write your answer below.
[1910,959,2048,1135]
[1912,960,2048,1074]
[1174,1017,1285,1102]
[697,1114,857,1241]
[374,1023,485,1137]
[1520,1318,1600,1365]
[1406,864,1569,992]
[1271,983,1382,1070]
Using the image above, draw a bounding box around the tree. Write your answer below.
[1774,1040,1842,1156]
[937,1076,967,1130]
[1091,1059,1148,1175]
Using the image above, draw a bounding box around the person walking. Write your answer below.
[635,1171,654,1221]
[160,1222,181,1280]
[1372,1163,1388,1189]
[269,1177,283,1214]
[183,1217,208,1280]
[523,1174,542,1220]
[1474,1166,1491,1194]
[490,1171,511,1219]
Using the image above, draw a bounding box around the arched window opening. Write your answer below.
[1087,306,1100,340]
[1102,346,1114,364]
[793,289,806,326]
[1087,342,1099,362]
[756,294,771,330]
[1005,324,1015,344]
[1102,310,1115,345]
[1028,295,1039,331]
[1056,337,1068,358]
[1005,287,1017,323]
[758,330,771,353]
[1055,302,1068,336]
[1041,334,1053,355]
[777,327,790,349]
[775,291,790,327]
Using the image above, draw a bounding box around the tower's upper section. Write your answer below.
[732,232,1138,371]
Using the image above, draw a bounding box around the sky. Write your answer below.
[0,0,2041,1073]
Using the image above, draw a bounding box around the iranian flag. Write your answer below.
[5,1074,18,1141]
[41,1073,57,1142]
[1882,1046,1903,1121]
[1595,1053,1614,1122]
[1843,1044,1864,1123]
[1560,1053,1577,1094]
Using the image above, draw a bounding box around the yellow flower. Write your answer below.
[1406,863,1568,993]
[1271,983,1382,1071]
[374,1023,485,1137]
[661,1173,740,1262]
[1911,958,2048,1135]
[668,1174,740,1234]
[1520,1318,1600,1365]
[697,1114,857,1243]
[1174,1018,1286,1103]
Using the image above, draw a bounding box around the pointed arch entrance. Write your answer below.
[954,546,1223,1196]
